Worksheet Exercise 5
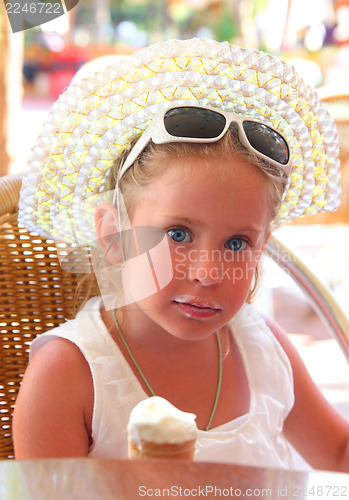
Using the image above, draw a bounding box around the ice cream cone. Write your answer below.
[127,397,197,460]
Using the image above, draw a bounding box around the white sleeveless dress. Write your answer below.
[30,296,294,468]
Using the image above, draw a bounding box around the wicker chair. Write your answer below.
[0,174,98,459]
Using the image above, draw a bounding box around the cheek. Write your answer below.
[221,264,255,297]
[221,249,261,292]
[170,245,188,279]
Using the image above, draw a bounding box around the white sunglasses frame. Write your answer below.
[117,105,292,182]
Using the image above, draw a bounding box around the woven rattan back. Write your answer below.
[0,174,98,459]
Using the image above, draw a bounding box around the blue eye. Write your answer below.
[225,238,247,251]
[167,228,191,243]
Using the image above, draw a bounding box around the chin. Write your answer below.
[163,319,221,342]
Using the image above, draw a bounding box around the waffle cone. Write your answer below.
[128,437,196,460]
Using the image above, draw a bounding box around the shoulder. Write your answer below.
[19,336,94,416]
[237,305,296,367]
[26,336,94,414]
[30,296,104,358]
[13,337,94,458]
[259,311,321,397]
[260,311,301,365]
[260,312,315,379]
[30,336,91,377]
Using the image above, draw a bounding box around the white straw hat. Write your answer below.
[18,38,341,246]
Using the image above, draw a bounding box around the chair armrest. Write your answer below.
[266,235,349,364]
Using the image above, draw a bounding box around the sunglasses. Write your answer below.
[118,105,291,180]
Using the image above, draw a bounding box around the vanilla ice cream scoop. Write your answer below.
[127,396,197,459]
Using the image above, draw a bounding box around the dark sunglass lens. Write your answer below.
[243,122,289,165]
[164,107,226,139]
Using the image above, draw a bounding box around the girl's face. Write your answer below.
[120,154,271,341]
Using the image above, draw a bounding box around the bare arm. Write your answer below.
[265,316,349,472]
[12,338,94,459]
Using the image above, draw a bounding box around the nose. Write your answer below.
[187,252,223,287]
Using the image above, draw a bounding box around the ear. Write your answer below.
[95,202,123,265]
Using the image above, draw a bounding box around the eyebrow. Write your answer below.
[160,214,264,234]
[231,225,264,234]
[160,214,204,226]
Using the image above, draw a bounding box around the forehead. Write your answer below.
[132,154,273,227]
[147,149,272,199]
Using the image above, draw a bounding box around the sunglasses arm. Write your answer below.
[118,126,152,179]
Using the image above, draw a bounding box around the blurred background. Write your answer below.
[2,0,349,175]
[0,0,348,463]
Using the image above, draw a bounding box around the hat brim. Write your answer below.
[18,38,341,245]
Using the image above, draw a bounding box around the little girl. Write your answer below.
[13,38,349,471]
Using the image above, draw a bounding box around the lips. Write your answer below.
[173,295,222,319]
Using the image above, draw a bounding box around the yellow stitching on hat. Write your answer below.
[17,39,341,244]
